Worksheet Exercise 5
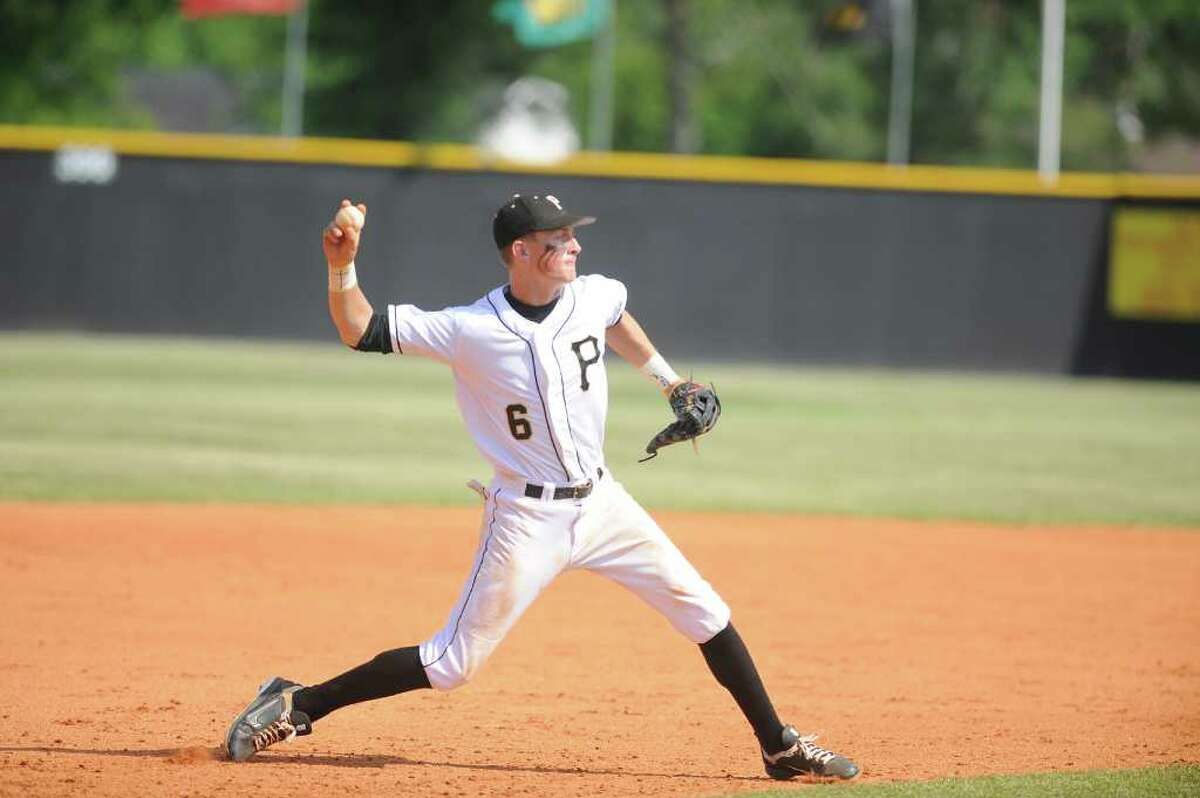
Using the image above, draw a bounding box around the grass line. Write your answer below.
[721,764,1200,798]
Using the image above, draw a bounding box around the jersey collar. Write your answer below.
[490,282,576,339]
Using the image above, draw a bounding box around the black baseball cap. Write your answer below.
[492,193,596,249]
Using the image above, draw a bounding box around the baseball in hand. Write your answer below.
[335,204,365,232]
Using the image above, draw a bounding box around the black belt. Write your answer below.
[525,467,603,501]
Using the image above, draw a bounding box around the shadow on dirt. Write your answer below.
[0,745,766,782]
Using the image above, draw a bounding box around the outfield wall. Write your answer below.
[2,127,1198,378]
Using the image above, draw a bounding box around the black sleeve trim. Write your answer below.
[354,313,393,354]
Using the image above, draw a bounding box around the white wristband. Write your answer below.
[329,261,357,293]
[640,352,681,393]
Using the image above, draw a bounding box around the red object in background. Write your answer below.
[181,0,300,18]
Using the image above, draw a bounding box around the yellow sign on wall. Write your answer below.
[1109,207,1200,321]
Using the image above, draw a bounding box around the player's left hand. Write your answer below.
[640,381,721,461]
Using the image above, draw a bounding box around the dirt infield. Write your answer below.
[1,503,1197,798]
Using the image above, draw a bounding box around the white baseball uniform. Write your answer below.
[385,273,731,690]
[223,194,858,782]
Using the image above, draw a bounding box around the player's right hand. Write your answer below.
[323,198,367,270]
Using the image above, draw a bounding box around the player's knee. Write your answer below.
[422,644,489,691]
[434,671,469,691]
[674,596,731,644]
[428,661,479,691]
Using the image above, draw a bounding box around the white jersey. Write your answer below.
[378,268,727,692]
[385,272,627,485]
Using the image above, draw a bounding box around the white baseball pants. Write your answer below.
[418,472,731,690]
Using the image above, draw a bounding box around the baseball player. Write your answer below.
[224,193,859,781]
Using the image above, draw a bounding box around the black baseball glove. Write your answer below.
[640,381,721,461]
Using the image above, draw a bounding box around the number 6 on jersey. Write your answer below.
[505,403,532,440]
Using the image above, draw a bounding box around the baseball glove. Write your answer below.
[640,381,721,461]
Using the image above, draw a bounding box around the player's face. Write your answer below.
[533,227,581,283]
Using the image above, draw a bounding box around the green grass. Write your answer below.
[721,764,1200,798]
[2,332,1198,524]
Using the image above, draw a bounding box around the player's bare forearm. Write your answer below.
[607,312,656,367]
[608,311,681,395]
[329,285,373,347]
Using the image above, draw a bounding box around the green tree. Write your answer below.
[910,0,1200,171]
[1066,0,1200,170]
[138,10,291,133]
[0,0,160,126]
[303,1,524,141]
[0,0,1195,171]
[691,0,887,160]
[0,0,291,132]
[910,1,1042,168]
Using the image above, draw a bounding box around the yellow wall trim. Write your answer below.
[3,124,1198,200]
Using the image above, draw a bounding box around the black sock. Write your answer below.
[292,646,431,723]
[699,623,785,754]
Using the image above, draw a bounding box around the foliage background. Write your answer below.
[1,0,1197,171]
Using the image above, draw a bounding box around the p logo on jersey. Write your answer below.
[571,335,601,391]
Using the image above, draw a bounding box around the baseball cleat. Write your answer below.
[224,676,312,762]
[762,725,859,780]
